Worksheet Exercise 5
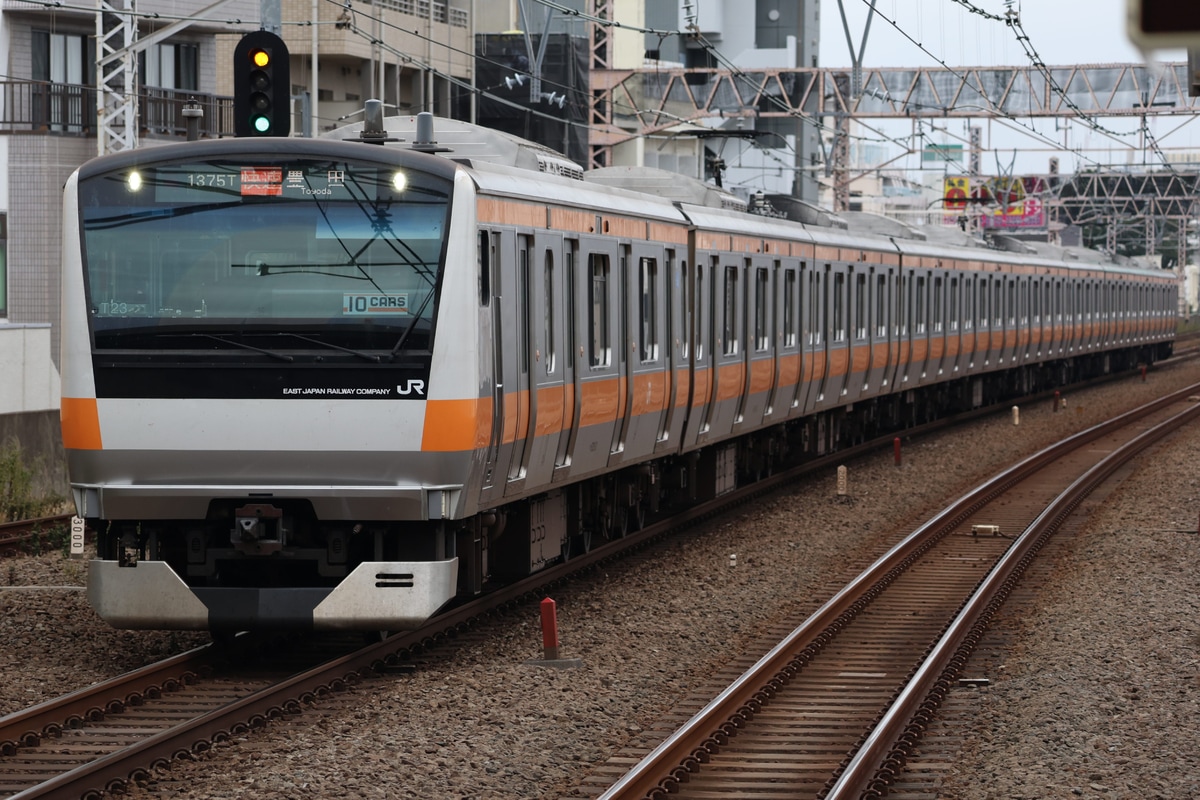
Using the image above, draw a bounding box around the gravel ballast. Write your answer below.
[2,363,1198,799]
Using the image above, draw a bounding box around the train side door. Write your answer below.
[682,256,715,449]
[613,242,668,465]
[501,234,534,496]
[656,251,689,454]
[520,230,566,489]
[570,238,621,475]
[772,262,802,420]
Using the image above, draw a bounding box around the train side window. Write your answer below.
[588,252,610,367]
[640,256,658,362]
[783,268,797,347]
[754,266,770,351]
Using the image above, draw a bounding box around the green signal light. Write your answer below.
[252,115,271,133]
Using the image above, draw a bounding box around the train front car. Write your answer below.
[61,138,478,632]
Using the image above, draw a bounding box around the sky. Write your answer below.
[815,0,1194,176]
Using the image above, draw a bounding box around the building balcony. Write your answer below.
[0,80,235,139]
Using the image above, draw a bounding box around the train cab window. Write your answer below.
[783,269,797,348]
[854,273,867,340]
[588,252,611,367]
[478,231,491,306]
[723,266,739,355]
[754,267,770,351]
[639,257,659,362]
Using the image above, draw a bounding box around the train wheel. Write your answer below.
[629,500,646,533]
[611,502,629,539]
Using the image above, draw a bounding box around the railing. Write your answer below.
[0,80,235,139]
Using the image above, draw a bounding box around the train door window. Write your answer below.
[620,248,630,366]
[682,261,692,360]
[833,271,846,341]
[639,256,659,362]
[519,238,530,375]
[960,278,969,331]
[478,230,491,306]
[992,280,1002,329]
[855,272,867,340]
[544,250,556,374]
[696,263,706,360]
[875,273,888,338]
[915,275,927,335]
[724,265,739,355]
[810,269,822,346]
[588,252,610,367]
[566,241,576,361]
[783,268,797,347]
[1007,279,1017,326]
[755,266,770,351]
[1031,279,1040,326]
[949,277,959,332]
[933,276,944,333]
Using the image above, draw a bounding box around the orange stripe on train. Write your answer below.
[61,397,103,450]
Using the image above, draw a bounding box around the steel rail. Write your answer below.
[826,396,1200,799]
[596,381,1200,800]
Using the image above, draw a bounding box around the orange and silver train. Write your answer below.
[60,111,1176,632]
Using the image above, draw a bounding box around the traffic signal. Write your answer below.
[1127,0,1200,50]
[233,30,290,137]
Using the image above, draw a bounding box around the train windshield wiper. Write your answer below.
[267,333,381,363]
[175,333,295,362]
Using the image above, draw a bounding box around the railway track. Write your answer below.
[583,382,1200,800]
[0,365,1194,799]
[0,516,72,558]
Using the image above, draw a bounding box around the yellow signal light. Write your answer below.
[252,49,270,68]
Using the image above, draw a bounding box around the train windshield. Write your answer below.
[77,158,451,355]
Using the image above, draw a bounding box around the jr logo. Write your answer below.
[397,380,426,396]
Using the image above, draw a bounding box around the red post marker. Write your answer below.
[1053,390,1060,413]
[1141,365,1147,382]
[893,437,902,467]
[540,597,560,661]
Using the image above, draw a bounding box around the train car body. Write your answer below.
[60,114,1176,632]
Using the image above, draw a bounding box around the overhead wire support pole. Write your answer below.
[95,0,249,154]
[96,0,137,155]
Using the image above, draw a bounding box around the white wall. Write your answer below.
[0,324,60,414]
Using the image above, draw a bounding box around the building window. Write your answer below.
[139,43,199,90]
